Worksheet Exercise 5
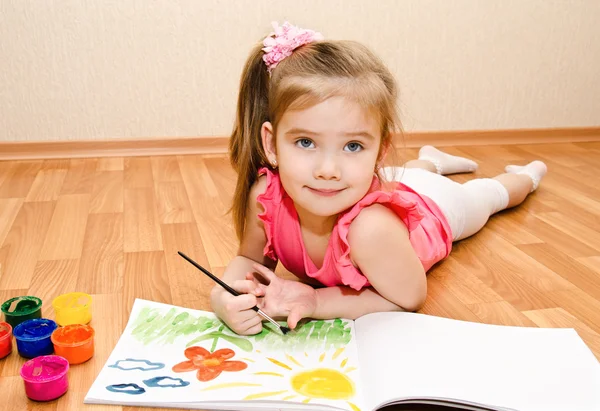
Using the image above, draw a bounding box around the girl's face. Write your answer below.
[262,96,383,222]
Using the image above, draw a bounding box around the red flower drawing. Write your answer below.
[172,346,248,382]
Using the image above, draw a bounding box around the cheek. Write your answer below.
[280,149,311,172]
[347,156,376,175]
[277,157,308,192]
[347,158,376,188]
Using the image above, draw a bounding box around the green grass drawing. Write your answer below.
[130,306,352,352]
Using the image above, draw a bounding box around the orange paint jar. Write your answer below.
[50,324,95,365]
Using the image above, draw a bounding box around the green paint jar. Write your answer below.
[1,296,42,328]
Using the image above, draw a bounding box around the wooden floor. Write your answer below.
[0,142,599,411]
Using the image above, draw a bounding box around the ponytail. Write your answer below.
[229,43,271,241]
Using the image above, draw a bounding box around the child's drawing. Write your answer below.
[106,383,146,395]
[143,376,190,388]
[86,299,365,411]
[129,304,352,352]
[212,348,360,409]
[172,347,248,382]
[109,359,165,371]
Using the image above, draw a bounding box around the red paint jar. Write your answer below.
[0,322,12,359]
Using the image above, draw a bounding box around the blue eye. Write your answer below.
[296,138,315,148]
[345,142,363,152]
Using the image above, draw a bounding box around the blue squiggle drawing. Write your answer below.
[108,359,165,371]
[106,383,146,395]
[143,376,190,388]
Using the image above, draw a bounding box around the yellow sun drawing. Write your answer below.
[202,347,361,411]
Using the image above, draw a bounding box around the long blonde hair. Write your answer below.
[229,37,402,241]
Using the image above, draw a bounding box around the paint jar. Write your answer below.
[20,355,69,401]
[13,319,58,358]
[1,296,42,328]
[51,324,95,364]
[0,322,12,359]
[52,292,92,326]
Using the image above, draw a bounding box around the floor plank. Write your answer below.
[0,202,56,289]
[39,194,91,261]
[123,187,163,252]
[0,161,42,198]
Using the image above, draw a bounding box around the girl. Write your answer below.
[210,22,548,335]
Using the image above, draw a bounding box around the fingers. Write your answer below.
[239,314,263,335]
[212,287,263,335]
[242,322,263,336]
[244,273,268,296]
[221,296,262,335]
[231,279,264,297]
[287,304,313,330]
[230,312,262,336]
[223,291,257,312]
[252,263,278,283]
[287,307,304,330]
[255,296,265,310]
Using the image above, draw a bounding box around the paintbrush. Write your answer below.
[177,251,290,335]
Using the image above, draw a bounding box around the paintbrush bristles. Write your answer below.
[256,308,290,335]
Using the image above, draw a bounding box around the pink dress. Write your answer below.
[256,168,453,291]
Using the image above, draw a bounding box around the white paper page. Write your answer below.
[85,299,366,411]
[355,312,600,411]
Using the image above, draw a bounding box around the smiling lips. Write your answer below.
[308,187,346,197]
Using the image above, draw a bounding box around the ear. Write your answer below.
[261,121,278,167]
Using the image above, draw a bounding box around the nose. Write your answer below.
[314,153,341,180]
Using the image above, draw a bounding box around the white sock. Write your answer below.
[505,160,548,192]
[418,145,478,175]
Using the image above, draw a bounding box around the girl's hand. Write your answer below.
[209,279,265,335]
[248,263,317,329]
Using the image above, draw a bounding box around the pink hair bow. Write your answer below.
[262,21,324,74]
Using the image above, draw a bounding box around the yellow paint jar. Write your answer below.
[52,293,92,326]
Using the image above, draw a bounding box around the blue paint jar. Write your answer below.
[13,319,58,358]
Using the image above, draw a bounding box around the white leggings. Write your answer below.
[380,167,510,242]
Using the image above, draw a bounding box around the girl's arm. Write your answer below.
[209,176,276,334]
[218,175,276,286]
[311,204,427,320]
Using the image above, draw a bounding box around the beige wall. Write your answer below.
[1,0,599,142]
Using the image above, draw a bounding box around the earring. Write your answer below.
[271,159,278,168]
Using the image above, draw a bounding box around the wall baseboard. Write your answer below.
[0,137,229,161]
[1,127,599,161]
[397,127,600,148]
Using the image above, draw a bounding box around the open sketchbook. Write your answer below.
[85,299,600,411]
